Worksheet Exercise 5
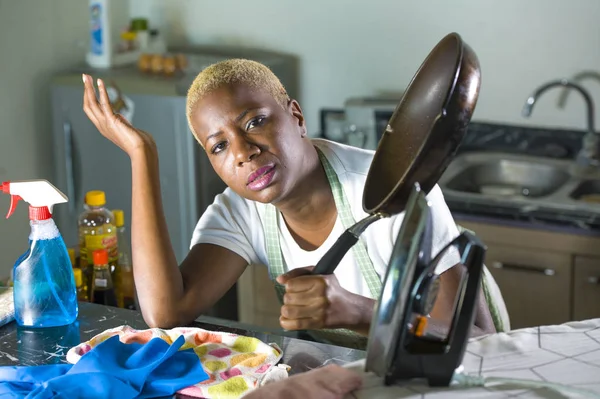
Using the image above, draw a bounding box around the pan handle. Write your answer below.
[312,230,359,275]
[313,212,387,275]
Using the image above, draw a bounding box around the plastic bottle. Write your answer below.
[86,0,131,69]
[67,248,76,268]
[73,268,88,302]
[78,190,120,302]
[113,209,136,310]
[0,180,78,328]
[130,18,149,50]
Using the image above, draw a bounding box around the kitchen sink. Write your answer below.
[439,152,600,219]
[445,159,570,198]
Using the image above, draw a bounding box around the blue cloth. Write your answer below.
[0,334,209,398]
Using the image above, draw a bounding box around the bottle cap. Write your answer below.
[113,209,125,227]
[86,191,106,207]
[92,249,109,265]
[68,248,76,266]
[73,268,82,287]
[29,206,51,221]
[121,31,137,41]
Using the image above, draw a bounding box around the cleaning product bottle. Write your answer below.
[0,180,78,328]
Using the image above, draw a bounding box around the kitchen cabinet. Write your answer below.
[573,256,600,321]
[459,219,600,329]
[237,265,281,329]
[483,244,571,328]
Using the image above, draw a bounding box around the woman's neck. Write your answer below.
[275,146,338,249]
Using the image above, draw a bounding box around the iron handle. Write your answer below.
[492,261,556,276]
[63,121,75,213]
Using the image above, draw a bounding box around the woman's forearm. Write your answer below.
[129,144,185,327]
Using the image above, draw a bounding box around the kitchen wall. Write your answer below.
[130,0,600,136]
[0,0,88,278]
[1,0,598,278]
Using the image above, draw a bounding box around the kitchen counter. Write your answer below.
[0,302,365,374]
[451,209,600,237]
[1,303,599,398]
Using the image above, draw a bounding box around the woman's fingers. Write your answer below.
[82,74,101,124]
[96,78,114,117]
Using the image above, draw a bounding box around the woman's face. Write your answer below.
[189,83,309,204]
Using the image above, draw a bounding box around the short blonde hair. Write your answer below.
[186,58,290,141]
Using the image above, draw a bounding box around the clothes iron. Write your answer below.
[365,183,486,387]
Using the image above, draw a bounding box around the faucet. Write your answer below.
[522,78,600,169]
[557,70,600,109]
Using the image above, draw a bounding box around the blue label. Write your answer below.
[90,3,103,55]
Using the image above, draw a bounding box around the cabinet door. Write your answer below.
[573,256,600,321]
[484,244,572,329]
[237,265,281,328]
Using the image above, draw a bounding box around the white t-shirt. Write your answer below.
[190,138,460,299]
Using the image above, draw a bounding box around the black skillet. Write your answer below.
[312,32,482,275]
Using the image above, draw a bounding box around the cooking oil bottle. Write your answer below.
[90,249,118,307]
[73,268,88,302]
[67,248,77,268]
[78,190,120,305]
[113,209,136,310]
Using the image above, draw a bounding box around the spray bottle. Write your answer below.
[1,180,78,328]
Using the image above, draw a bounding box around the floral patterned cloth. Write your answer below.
[66,325,286,398]
[0,287,14,328]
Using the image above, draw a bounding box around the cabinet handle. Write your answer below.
[491,261,556,276]
[587,276,600,284]
[63,121,76,213]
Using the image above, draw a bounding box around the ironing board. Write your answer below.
[343,317,600,398]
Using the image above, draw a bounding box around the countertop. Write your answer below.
[2,303,600,398]
[0,302,365,374]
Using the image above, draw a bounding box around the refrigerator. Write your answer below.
[49,47,299,320]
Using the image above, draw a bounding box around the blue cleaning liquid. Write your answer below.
[13,219,78,328]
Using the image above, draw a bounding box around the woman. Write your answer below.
[81,59,496,343]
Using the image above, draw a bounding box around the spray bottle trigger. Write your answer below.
[6,195,22,219]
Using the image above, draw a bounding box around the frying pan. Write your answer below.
[312,32,481,275]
